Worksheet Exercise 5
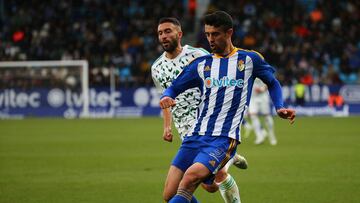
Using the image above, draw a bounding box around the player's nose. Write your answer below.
[208,35,215,41]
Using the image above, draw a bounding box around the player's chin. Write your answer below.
[163,45,174,52]
[211,47,222,54]
[162,44,169,50]
[211,48,219,53]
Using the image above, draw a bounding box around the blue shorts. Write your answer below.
[171,135,238,185]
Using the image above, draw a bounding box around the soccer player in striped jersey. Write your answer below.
[152,17,247,203]
[160,11,296,203]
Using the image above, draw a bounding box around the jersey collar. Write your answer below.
[213,47,239,58]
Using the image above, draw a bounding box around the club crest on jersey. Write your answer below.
[237,60,245,71]
[209,160,216,167]
[204,65,211,71]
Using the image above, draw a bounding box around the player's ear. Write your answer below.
[178,31,183,39]
[226,28,233,38]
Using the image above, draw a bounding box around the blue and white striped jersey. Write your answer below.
[162,48,284,142]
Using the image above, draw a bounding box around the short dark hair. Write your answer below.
[158,17,181,27]
[204,11,233,31]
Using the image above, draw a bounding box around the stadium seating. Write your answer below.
[1,0,359,87]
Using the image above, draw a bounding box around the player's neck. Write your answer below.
[165,45,183,59]
[220,44,235,57]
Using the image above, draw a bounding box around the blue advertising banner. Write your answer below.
[1,85,360,118]
[281,84,360,116]
[0,87,161,118]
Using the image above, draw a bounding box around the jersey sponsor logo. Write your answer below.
[204,77,244,88]
[237,60,245,71]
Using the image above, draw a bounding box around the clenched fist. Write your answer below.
[159,97,176,109]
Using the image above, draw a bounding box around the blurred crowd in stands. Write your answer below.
[205,0,360,86]
[1,0,359,89]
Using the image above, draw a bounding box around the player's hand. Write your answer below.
[255,87,263,94]
[159,97,176,109]
[277,108,296,124]
[255,87,266,94]
[163,126,173,142]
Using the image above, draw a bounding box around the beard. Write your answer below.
[210,45,223,54]
[161,37,178,52]
[209,39,227,54]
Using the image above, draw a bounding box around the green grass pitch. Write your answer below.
[1,117,360,203]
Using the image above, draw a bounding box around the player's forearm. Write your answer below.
[161,64,202,99]
[267,78,284,110]
[162,108,172,129]
[162,87,178,99]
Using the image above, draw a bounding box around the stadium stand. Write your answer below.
[1,0,359,88]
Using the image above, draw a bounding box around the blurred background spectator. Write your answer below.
[0,0,359,88]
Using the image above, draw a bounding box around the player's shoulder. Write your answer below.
[182,45,211,67]
[187,54,212,67]
[185,45,210,56]
[151,53,166,70]
[237,48,265,60]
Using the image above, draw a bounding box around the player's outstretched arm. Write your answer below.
[161,59,203,101]
[266,79,296,124]
[276,108,296,124]
[162,108,173,142]
[250,51,296,124]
